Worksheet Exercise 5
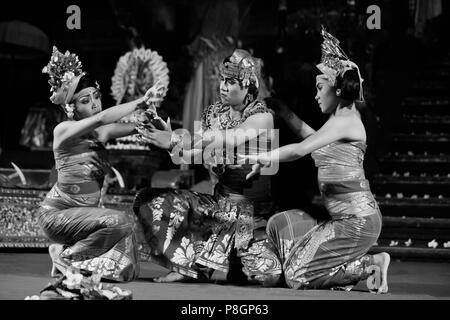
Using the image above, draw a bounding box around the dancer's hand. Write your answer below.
[143,85,159,105]
[156,116,172,132]
[238,152,272,180]
[136,119,172,150]
[143,81,166,105]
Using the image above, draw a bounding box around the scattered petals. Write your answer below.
[428,239,438,249]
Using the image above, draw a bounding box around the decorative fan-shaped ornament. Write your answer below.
[108,47,170,150]
[111,47,169,110]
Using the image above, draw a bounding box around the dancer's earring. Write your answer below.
[336,89,341,97]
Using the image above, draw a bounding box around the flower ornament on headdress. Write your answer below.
[219,49,260,89]
[316,26,364,101]
[42,46,86,117]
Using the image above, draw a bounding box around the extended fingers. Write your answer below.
[136,127,157,143]
[246,163,261,180]
[136,125,155,136]
[236,153,259,164]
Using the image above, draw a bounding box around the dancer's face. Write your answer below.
[315,76,339,114]
[219,75,248,106]
[73,87,103,119]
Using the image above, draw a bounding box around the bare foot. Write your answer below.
[48,244,64,277]
[366,252,390,294]
[153,272,193,283]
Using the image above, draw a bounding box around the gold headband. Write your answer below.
[219,49,260,88]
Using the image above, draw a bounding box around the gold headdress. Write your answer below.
[42,46,86,114]
[316,26,364,101]
[219,49,260,88]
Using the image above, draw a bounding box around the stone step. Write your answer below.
[401,98,450,115]
[382,216,450,228]
[380,229,450,242]
[378,154,450,174]
[409,82,450,96]
[376,238,450,250]
[371,174,450,196]
[313,195,450,218]
[396,115,450,133]
[389,133,450,152]
[380,216,450,242]
[376,197,450,218]
[369,245,450,261]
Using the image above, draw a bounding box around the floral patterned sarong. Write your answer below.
[134,187,281,281]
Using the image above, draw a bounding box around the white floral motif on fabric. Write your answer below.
[172,237,195,267]
[196,233,233,271]
[283,239,294,257]
[163,209,185,253]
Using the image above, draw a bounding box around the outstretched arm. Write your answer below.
[266,97,315,140]
[94,122,138,143]
[278,104,316,140]
[176,113,273,163]
[54,97,146,147]
[270,116,363,161]
[204,112,274,149]
[138,112,273,159]
[246,115,365,179]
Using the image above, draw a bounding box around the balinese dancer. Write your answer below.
[134,49,281,284]
[38,47,153,283]
[246,28,390,293]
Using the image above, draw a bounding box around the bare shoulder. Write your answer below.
[52,120,78,148]
[326,112,365,141]
[333,110,363,127]
[53,120,72,134]
[243,112,274,129]
[246,112,273,121]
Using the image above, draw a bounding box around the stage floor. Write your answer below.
[0,253,449,300]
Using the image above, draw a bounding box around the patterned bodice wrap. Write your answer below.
[311,141,380,218]
[41,135,110,210]
[312,141,366,182]
[201,100,274,207]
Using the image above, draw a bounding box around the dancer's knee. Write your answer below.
[266,211,288,234]
[102,212,133,234]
